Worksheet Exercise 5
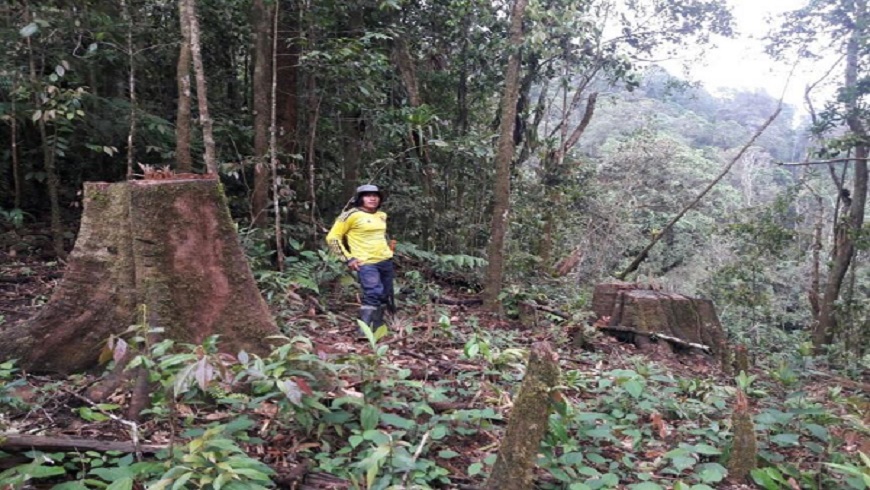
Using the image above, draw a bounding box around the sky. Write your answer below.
[662,0,834,114]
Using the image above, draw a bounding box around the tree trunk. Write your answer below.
[184,0,218,174]
[727,390,757,482]
[26,19,65,259]
[538,92,598,266]
[814,0,869,350]
[251,0,272,227]
[484,342,559,490]
[9,85,22,209]
[270,2,285,271]
[0,178,279,374]
[175,0,193,172]
[482,0,528,311]
[275,0,300,156]
[120,0,136,180]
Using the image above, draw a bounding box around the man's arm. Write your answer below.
[326,211,360,269]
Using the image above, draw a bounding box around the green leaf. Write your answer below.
[360,404,379,431]
[559,451,585,465]
[438,450,459,459]
[804,424,829,441]
[751,468,785,490]
[106,477,134,490]
[623,379,644,398]
[468,462,483,476]
[670,456,696,472]
[770,433,800,447]
[694,463,727,483]
[691,443,721,455]
[50,483,89,490]
[430,425,448,440]
[629,482,664,490]
[28,464,67,478]
[20,22,39,37]
[381,413,417,430]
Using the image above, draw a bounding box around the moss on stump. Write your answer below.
[484,341,560,490]
[728,389,757,482]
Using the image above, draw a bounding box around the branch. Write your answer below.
[597,325,712,353]
[776,157,870,166]
[0,434,165,454]
[617,104,783,280]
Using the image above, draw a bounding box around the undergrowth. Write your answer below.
[0,316,867,489]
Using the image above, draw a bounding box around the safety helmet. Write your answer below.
[353,184,384,207]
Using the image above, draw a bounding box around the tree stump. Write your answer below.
[727,389,757,482]
[484,342,560,490]
[0,178,278,373]
[592,281,726,358]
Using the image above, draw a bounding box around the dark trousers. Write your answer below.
[358,259,394,307]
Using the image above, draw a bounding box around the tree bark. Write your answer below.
[275,0,300,156]
[251,0,272,227]
[9,82,22,209]
[726,390,757,482]
[270,2,284,271]
[484,342,559,490]
[175,0,193,172]
[482,0,528,311]
[813,0,869,350]
[183,0,218,174]
[0,178,279,374]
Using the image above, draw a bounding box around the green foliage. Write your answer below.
[148,419,274,490]
[0,208,31,229]
[0,360,27,416]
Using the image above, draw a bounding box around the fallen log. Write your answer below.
[0,434,166,454]
[522,302,570,320]
[430,295,483,306]
[597,325,712,354]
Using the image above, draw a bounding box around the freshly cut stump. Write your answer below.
[0,178,278,373]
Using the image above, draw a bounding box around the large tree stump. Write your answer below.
[0,178,278,373]
[592,281,726,357]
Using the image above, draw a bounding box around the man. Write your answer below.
[326,184,395,331]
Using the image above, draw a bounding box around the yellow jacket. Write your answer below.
[326,208,393,265]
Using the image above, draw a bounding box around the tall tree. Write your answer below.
[183,0,217,174]
[175,0,193,172]
[482,0,528,311]
[770,0,869,350]
[251,0,272,226]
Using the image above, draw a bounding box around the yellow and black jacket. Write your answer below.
[325,208,393,265]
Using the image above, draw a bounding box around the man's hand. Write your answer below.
[347,258,361,271]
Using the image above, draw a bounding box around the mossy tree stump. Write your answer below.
[484,342,560,490]
[0,178,278,373]
[592,281,726,358]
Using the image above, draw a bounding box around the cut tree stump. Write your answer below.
[0,178,279,373]
[484,341,560,490]
[592,281,726,358]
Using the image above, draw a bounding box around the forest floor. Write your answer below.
[1,248,869,490]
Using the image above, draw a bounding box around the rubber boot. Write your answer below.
[371,305,385,329]
[358,305,377,338]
